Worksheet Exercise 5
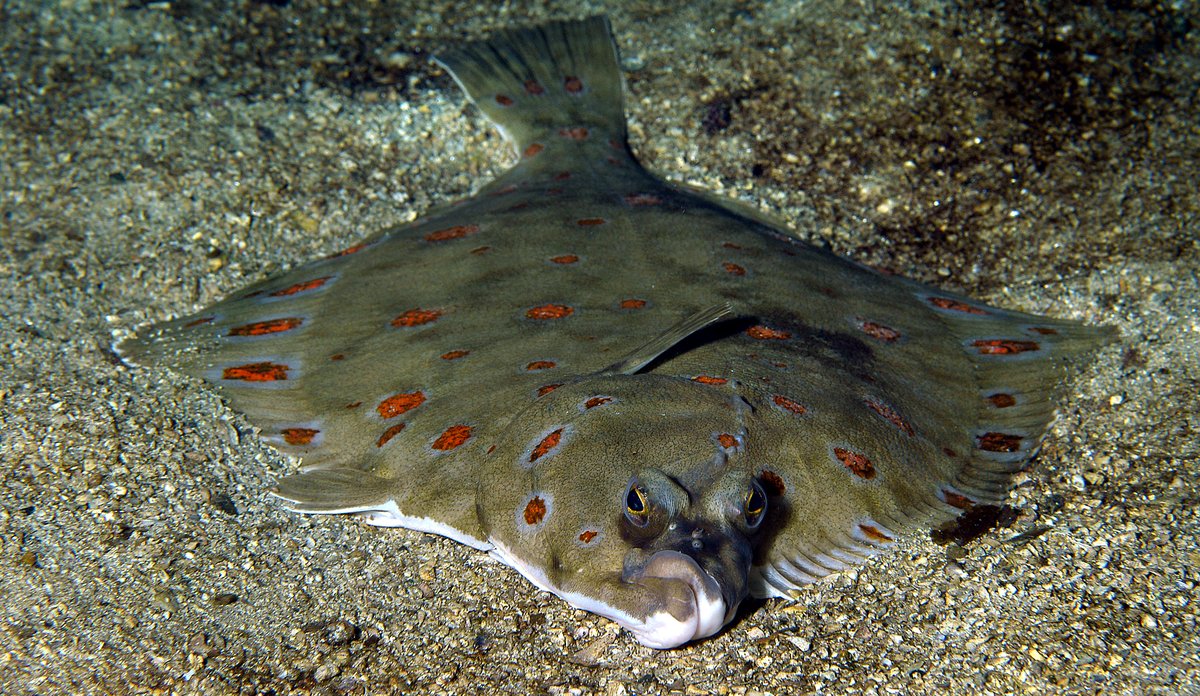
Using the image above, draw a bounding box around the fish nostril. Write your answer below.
[691,529,703,539]
[690,539,703,550]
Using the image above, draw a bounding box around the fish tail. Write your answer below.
[434,16,626,153]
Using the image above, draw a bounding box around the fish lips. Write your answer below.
[623,549,742,648]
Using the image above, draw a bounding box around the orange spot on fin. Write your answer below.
[972,339,1040,355]
[391,308,442,327]
[376,423,405,448]
[529,428,564,463]
[772,394,807,414]
[222,362,289,382]
[432,425,472,451]
[523,496,547,525]
[377,391,426,419]
[746,325,791,340]
[978,432,1023,452]
[281,428,318,446]
[834,447,876,479]
[525,304,574,320]
[692,375,728,385]
[271,276,331,297]
[424,225,480,242]
[858,524,894,543]
[227,317,303,337]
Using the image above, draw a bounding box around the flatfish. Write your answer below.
[117,17,1114,648]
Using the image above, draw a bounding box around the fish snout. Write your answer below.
[625,550,733,648]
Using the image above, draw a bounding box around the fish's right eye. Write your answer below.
[624,484,650,527]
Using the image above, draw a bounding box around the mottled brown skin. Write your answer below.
[117,18,1113,648]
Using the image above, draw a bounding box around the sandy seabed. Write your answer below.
[2,1,1197,694]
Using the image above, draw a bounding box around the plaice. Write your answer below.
[116,16,1115,649]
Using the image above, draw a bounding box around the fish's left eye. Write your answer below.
[624,484,650,527]
[744,481,767,529]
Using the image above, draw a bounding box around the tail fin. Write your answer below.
[434,16,626,152]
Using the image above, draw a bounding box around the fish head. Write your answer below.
[481,373,765,648]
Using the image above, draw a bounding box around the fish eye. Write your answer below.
[744,481,767,529]
[624,484,650,527]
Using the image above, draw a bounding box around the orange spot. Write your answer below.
[523,80,544,95]
[717,433,738,449]
[529,428,564,463]
[377,391,426,419]
[550,254,579,264]
[578,529,598,544]
[759,470,786,495]
[523,496,547,525]
[576,217,606,226]
[537,383,563,397]
[222,362,289,382]
[1029,326,1059,335]
[943,447,958,458]
[978,432,1023,452]
[987,393,1017,408]
[972,339,1040,355]
[624,193,662,206]
[526,304,574,320]
[859,320,901,342]
[722,242,743,250]
[834,447,876,479]
[772,394,807,415]
[376,422,405,448]
[941,489,976,510]
[525,360,556,371]
[495,94,514,106]
[486,444,497,454]
[270,276,331,297]
[432,424,472,451]
[424,224,480,242]
[723,262,746,276]
[391,308,442,327]
[441,350,469,360]
[227,317,303,337]
[859,524,894,543]
[281,428,318,446]
[329,353,345,361]
[523,142,544,158]
[584,396,612,409]
[184,316,216,328]
[563,76,583,93]
[330,242,367,257]
[692,375,728,385]
[619,298,647,309]
[490,184,519,196]
[559,126,589,140]
[864,398,915,437]
[746,325,791,340]
[929,297,987,315]
[554,171,572,180]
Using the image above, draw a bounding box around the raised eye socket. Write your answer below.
[744,481,767,529]
[624,484,650,527]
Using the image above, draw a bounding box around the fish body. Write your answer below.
[117,17,1114,649]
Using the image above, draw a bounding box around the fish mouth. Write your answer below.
[626,550,732,649]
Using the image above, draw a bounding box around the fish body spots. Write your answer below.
[858,523,894,543]
[978,432,1023,452]
[864,398,915,437]
[223,362,289,382]
[722,242,743,250]
[470,246,492,255]
[227,317,303,337]
[490,184,519,196]
[432,424,472,451]
[1028,326,1059,335]
[971,339,1040,355]
[758,469,786,495]
[441,350,470,360]
[345,401,362,409]
[523,80,545,95]
[525,304,574,320]
[376,422,406,448]
[281,427,319,446]
[184,316,216,328]
[987,392,1017,408]
[857,319,901,343]
[723,262,747,276]
[928,296,988,315]
[521,495,549,528]
[576,217,606,227]
[558,127,589,140]
[424,224,480,242]
[329,353,346,361]
[523,142,545,158]
[771,394,807,415]
[391,308,442,327]
[377,391,426,419]
[563,76,583,93]
[746,325,791,340]
[550,254,579,264]
[619,298,647,310]
[692,375,728,385]
[624,193,662,206]
[833,447,876,480]
[940,488,977,510]
[525,360,557,371]
[329,242,368,258]
[537,383,563,397]
[270,276,332,297]
[576,528,599,545]
[553,171,572,181]
[716,433,739,450]
[528,427,566,464]
[583,395,613,410]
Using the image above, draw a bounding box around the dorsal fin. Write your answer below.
[600,304,736,376]
[433,16,626,152]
